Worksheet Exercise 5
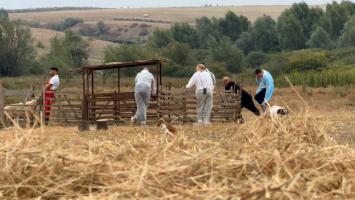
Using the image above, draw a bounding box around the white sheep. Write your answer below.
[4,99,38,112]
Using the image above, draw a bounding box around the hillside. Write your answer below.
[11,5,328,65]
[31,28,116,64]
[10,6,294,23]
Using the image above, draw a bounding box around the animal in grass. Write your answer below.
[268,105,288,116]
[157,118,177,136]
[4,99,38,112]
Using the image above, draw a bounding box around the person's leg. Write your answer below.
[196,89,205,123]
[133,86,140,123]
[140,85,151,125]
[44,91,54,125]
[134,84,148,124]
[254,88,266,105]
[204,89,213,124]
[241,89,260,116]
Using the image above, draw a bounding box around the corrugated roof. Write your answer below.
[70,59,164,72]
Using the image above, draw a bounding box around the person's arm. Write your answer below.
[210,72,216,87]
[46,77,55,90]
[151,74,157,96]
[256,79,263,94]
[45,83,52,90]
[186,73,197,89]
[134,73,139,84]
[263,76,274,103]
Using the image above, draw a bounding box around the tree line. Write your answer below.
[107,1,355,77]
[1,1,355,78]
[0,11,89,77]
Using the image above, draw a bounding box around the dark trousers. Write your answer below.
[241,89,260,116]
[254,88,266,105]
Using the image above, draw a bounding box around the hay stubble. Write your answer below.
[0,111,354,199]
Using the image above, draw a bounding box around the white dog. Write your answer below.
[269,105,288,116]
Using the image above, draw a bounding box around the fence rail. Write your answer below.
[0,82,242,127]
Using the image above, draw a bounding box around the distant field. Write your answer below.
[31,28,116,64]
[10,6,295,24]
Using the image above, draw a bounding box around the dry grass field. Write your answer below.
[0,85,354,199]
[10,6,296,24]
[31,28,116,64]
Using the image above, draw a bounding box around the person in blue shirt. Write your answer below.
[254,68,274,112]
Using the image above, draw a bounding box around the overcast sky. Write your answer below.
[0,0,350,9]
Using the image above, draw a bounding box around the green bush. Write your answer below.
[161,42,196,66]
[210,40,244,73]
[330,47,355,65]
[205,62,231,78]
[287,50,330,72]
[245,51,269,68]
[50,18,83,31]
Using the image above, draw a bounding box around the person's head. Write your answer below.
[196,64,206,72]
[255,68,263,80]
[143,67,149,71]
[223,76,230,86]
[49,67,58,76]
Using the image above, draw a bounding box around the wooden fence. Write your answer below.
[159,89,242,123]
[0,82,82,126]
[0,82,242,127]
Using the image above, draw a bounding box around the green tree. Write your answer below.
[251,15,279,52]
[148,29,173,49]
[306,26,335,49]
[278,13,306,50]
[210,40,244,73]
[170,22,200,48]
[96,21,108,34]
[323,1,355,39]
[337,15,355,48]
[205,62,230,78]
[245,52,269,68]
[0,8,8,19]
[51,18,83,31]
[218,11,250,42]
[162,42,195,66]
[277,2,324,50]
[104,45,156,63]
[104,45,158,77]
[236,31,255,54]
[0,18,36,76]
[196,16,221,47]
[45,30,89,73]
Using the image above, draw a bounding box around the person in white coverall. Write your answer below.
[186,64,214,125]
[131,67,157,125]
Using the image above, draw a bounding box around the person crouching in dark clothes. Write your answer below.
[223,76,260,116]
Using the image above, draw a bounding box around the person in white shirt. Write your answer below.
[44,67,60,125]
[186,64,214,125]
[131,67,157,125]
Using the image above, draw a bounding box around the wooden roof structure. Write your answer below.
[78,59,165,121]
[71,59,164,72]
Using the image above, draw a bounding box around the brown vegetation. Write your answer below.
[0,82,354,199]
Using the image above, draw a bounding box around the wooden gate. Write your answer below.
[159,89,242,123]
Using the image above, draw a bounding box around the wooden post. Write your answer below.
[96,119,108,131]
[0,82,4,126]
[78,120,90,131]
[113,91,118,123]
